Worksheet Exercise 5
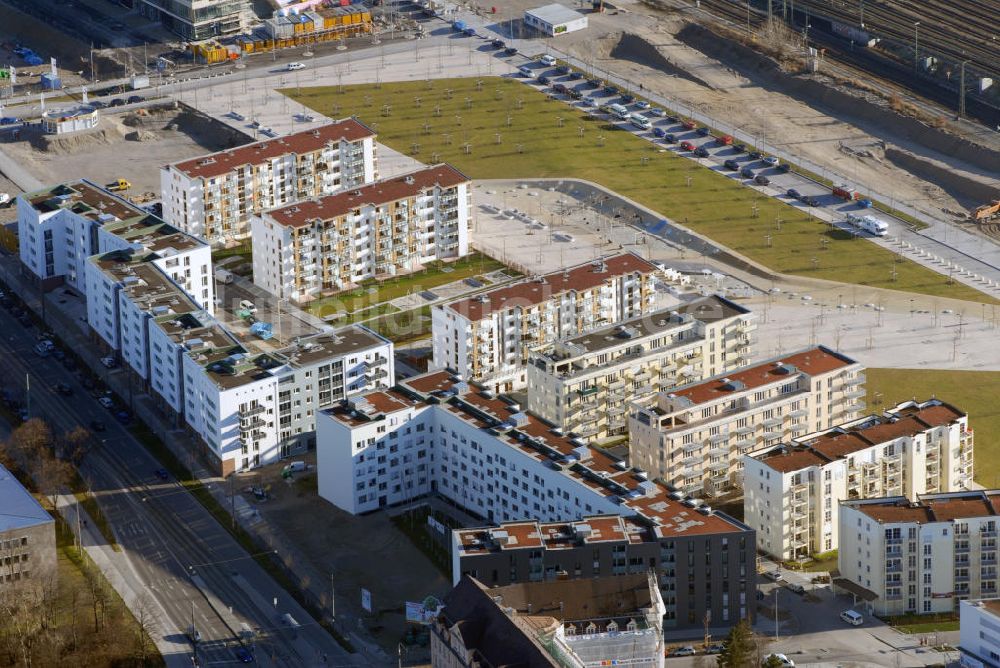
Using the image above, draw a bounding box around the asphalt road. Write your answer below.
[0,300,354,667]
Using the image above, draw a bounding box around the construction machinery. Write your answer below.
[971,200,1000,223]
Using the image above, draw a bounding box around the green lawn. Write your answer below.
[305,252,509,318]
[284,77,989,304]
[881,612,960,634]
[865,368,1000,485]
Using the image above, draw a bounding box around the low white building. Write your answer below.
[744,399,974,561]
[960,599,1000,668]
[629,346,865,497]
[524,3,588,36]
[527,296,755,441]
[839,491,1000,616]
[251,164,471,302]
[160,119,378,244]
[432,253,660,393]
[41,105,99,135]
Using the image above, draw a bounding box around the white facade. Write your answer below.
[524,3,588,36]
[840,491,1000,616]
[960,599,1000,668]
[184,327,394,475]
[745,399,974,561]
[251,164,471,302]
[161,119,377,244]
[527,296,755,441]
[432,253,660,393]
[630,346,865,497]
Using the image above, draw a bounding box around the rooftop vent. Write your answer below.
[404,175,415,185]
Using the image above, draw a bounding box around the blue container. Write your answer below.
[40,73,62,90]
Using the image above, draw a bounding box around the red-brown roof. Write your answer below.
[757,447,830,473]
[853,491,1000,524]
[399,369,457,395]
[446,253,657,321]
[670,347,856,406]
[169,119,375,180]
[265,164,469,228]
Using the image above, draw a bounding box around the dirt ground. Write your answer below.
[1,106,249,195]
[243,458,450,657]
[472,0,998,219]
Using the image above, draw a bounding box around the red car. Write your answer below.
[680,141,696,151]
[681,120,697,130]
[715,134,733,145]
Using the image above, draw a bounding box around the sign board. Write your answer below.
[427,515,447,535]
[361,588,372,613]
[405,596,443,625]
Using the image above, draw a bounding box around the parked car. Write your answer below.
[604,85,618,95]
[669,646,697,657]
[0,116,18,125]
[653,127,667,138]
[765,654,795,667]
[732,143,746,153]
[694,146,710,157]
[55,383,73,397]
[663,133,677,143]
[762,156,779,166]
[89,100,107,109]
[89,420,106,432]
[740,166,755,179]
[116,410,132,424]
[109,98,125,107]
[786,582,805,594]
[538,75,551,86]
[724,159,741,170]
[491,39,505,49]
[649,107,665,117]
[556,65,571,75]
[504,46,518,56]
[749,150,763,160]
[518,65,533,78]
[568,71,583,80]
[840,609,864,626]
[234,646,254,663]
[286,61,306,71]
[463,27,476,36]
[154,468,169,481]
[763,570,784,582]
[634,100,650,110]
[126,95,145,104]
[98,397,115,410]
[776,163,791,173]
[680,141,695,151]
[620,93,635,104]
[786,188,801,199]
[587,77,602,88]
[755,174,771,186]
[705,643,725,655]
[696,126,710,136]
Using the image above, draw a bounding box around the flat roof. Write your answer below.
[526,3,585,24]
[265,164,469,228]
[847,491,1000,525]
[169,118,375,180]
[446,253,657,321]
[548,295,748,358]
[0,463,53,532]
[667,346,857,407]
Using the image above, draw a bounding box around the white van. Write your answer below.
[840,609,863,626]
[604,103,630,120]
[539,55,557,67]
[518,66,533,78]
[630,113,651,130]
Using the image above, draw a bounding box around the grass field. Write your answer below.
[881,612,960,634]
[866,368,1000,485]
[306,251,508,318]
[285,77,990,304]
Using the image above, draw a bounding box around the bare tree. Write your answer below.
[37,456,73,510]
[0,582,46,668]
[60,426,92,466]
[132,592,157,664]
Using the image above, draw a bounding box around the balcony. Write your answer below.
[240,404,266,417]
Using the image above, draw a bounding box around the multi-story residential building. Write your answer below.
[745,399,973,561]
[317,369,755,631]
[184,326,393,474]
[432,253,660,392]
[251,164,471,302]
[18,180,213,310]
[138,0,250,43]
[629,346,865,497]
[527,296,755,441]
[839,491,1000,616]
[161,119,378,244]
[432,574,665,668]
[0,463,56,589]
[959,599,1000,668]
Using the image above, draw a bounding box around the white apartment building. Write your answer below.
[629,346,865,497]
[161,119,378,244]
[839,491,1000,616]
[251,164,471,302]
[745,399,974,561]
[183,326,393,475]
[432,253,660,393]
[18,180,213,310]
[960,599,1000,668]
[527,296,755,441]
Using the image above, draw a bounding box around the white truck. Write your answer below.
[214,268,235,284]
[846,212,888,236]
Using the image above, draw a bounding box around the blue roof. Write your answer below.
[0,463,53,532]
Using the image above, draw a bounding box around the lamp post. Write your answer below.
[913,21,920,72]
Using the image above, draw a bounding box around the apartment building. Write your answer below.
[251,164,471,302]
[959,599,1000,668]
[432,253,660,392]
[183,326,393,474]
[317,369,755,631]
[137,0,250,40]
[839,491,1000,616]
[161,119,378,243]
[629,346,864,497]
[18,180,213,310]
[745,399,974,561]
[527,296,755,441]
[0,463,55,589]
[432,574,665,668]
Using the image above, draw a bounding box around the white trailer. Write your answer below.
[846,212,888,236]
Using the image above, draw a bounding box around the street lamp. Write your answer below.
[913,21,921,72]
